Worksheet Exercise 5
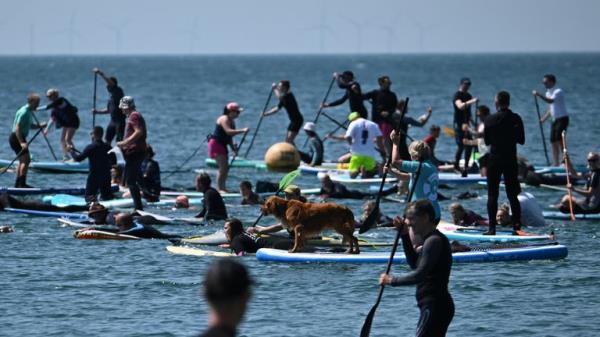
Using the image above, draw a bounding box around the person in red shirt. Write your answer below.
[116,96,147,210]
[423,124,448,167]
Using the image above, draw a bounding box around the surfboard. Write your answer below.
[0,185,118,196]
[4,207,90,220]
[57,218,94,228]
[166,245,236,257]
[542,211,600,220]
[204,158,266,169]
[255,244,568,264]
[160,188,322,198]
[73,229,140,240]
[43,194,203,208]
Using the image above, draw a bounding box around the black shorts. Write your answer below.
[550,116,569,143]
[288,117,304,133]
[478,153,489,168]
[9,132,28,156]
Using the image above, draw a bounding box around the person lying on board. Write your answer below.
[558,152,600,214]
[220,218,269,255]
[239,181,263,206]
[356,200,393,228]
[517,156,580,186]
[247,185,307,235]
[496,193,546,227]
[83,212,179,239]
[86,203,168,226]
[0,192,88,213]
[319,173,371,200]
[194,172,228,221]
[448,203,488,227]
[0,226,14,233]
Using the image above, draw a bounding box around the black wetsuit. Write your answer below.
[46,97,79,129]
[71,140,116,202]
[298,136,324,166]
[278,92,304,132]
[198,324,236,337]
[394,116,428,160]
[484,107,525,232]
[328,80,368,119]
[230,232,267,254]
[141,158,161,202]
[196,187,228,220]
[0,193,88,212]
[320,182,369,199]
[105,85,125,143]
[453,91,473,168]
[362,88,398,124]
[391,230,454,337]
[241,192,263,205]
[103,223,179,239]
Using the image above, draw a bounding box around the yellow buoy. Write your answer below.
[264,142,300,172]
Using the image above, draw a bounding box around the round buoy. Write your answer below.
[264,142,300,172]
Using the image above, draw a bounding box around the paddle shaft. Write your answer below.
[534,96,551,166]
[244,86,275,158]
[0,128,44,175]
[561,131,576,221]
[31,113,58,161]
[302,76,336,148]
[230,130,249,166]
[92,72,97,127]
[162,137,208,180]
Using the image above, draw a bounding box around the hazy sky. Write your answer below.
[1,0,598,55]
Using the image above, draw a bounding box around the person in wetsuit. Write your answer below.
[357,200,393,228]
[70,126,116,203]
[141,145,161,202]
[207,102,249,192]
[298,122,324,166]
[239,181,263,206]
[448,203,487,227]
[362,75,398,155]
[452,77,479,175]
[195,172,228,221]
[42,88,79,160]
[86,203,168,226]
[223,218,267,255]
[199,258,253,337]
[319,173,370,199]
[393,99,433,160]
[461,105,491,177]
[92,68,125,145]
[321,71,369,119]
[379,200,454,337]
[0,192,88,213]
[263,80,304,144]
[99,213,179,239]
[484,91,525,235]
[559,152,600,214]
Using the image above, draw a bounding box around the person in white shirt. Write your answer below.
[533,74,569,166]
[328,111,384,178]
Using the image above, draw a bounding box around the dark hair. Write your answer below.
[304,130,316,137]
[377,75,390,85]
[496,91,511,107]
[222,106,229,115]
[92,126,104,138]
[239,180,252,190]
[197,173,211,188]
[226,218,244,238]
[110,77,118,85]
[430,124,440,132]
[543,74,556,83]
[146,144,155,158]
[342,70,354,80]
[405,199,436,221]
[204,258,252,304]
[280,80,290,89]
[477,105,490,116]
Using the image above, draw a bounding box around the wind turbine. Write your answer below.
[106,21,130,55]
[342,17,364,54]
[65,11,82,54]
[185,16,201,54]
[379,23,398,54]
[408,18,440,53]
[29,23,35,56]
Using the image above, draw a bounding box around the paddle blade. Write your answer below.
[359,205,380,234]
[442,126,455,137]
[360,304,379,337]
[278,169,300,191]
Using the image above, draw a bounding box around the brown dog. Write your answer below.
[261,196,360,254]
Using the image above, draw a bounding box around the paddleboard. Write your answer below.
[328,173,397,185]
[204,158,266,169]
[160,188,322,199]
[542,211,600,220]
[255,244,568,264]
[57,218,93,228]
[43,194,203,208]
[440,228,553,242]
[0,185,118,196]
[0,159,88,173]
[299,163,349,175]
[4,207,90,220]
[73,229,140,240]
[166,245,236,257]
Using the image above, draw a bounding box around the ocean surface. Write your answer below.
[1,54,599,337]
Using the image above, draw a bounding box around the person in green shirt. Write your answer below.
[8,93,45,187]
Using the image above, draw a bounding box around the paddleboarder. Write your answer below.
[69,126,116,203]
[321,71,369,119]
[8,93,46,188]
[378,200,454,337]
[207,102,249,193]
[116,96,147,211]
[452,77,479,176]
[195,172,228,221]
[297,122,324,167]
[461,105,491,176]
[483,91,525,235]
[141,145,161,202]
[42,88,79,160]
[223,218,268,255]
[263,80,304,144]
[92,68,125,145]
[362,75,398,154]
[319,173,371,199]
[448,203,487,227]
[393,99,433,160]
[558,152,600,214]
[239,181,263,205]
[533,74,570,166]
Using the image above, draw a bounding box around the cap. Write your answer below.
[119,96,135,109]
[348,112,360,121]
[226,102,244,112]
[460,77,471,85]
[283,184,300,194]
[175,195,190,209]
[303,122,316,132]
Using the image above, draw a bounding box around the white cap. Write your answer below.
[119,96,135,109]
[303,122,316,132]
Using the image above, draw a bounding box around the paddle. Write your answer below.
[31,112,58,161]
[244,85,275,158]
[359,97,409,235]
[359,161,423,337]
[230,130,249,166]
[0,128,44,175]
[92,72,98,127]
[302,75,336,148]
[162,136,209,180]
[442,125,455,138]
[249,169,300,227]
[561,131,576,221]
[534,96,551,166]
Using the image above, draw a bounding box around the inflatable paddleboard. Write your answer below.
[0,185,118,196]
[255,244,568,264]
[73,229,140,240]
[204,158,266,169]
[4,207,90,220]
[542,211,600,220]
[441,228,553,242]
[328,173,397,185]
[299,163,349,175]
[43,194,203,208]
[160,188,322,198]
[166,245,236,257]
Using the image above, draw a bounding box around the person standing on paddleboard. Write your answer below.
[452,77,479,176]
[533,74,569,166]
[92,68,125,145]
[379,200,454,337]
[69,126,116,203]
[393,99,433,160]
[8,93,45,188]
[207,102,249,193]
[116,96,147,211]
[362,75,398,155]
[263,80,304,145]
[484,91,525,235]
[321,71,369,119]
[41,88,79,161]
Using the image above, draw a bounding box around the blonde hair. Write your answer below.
[448,203,465,214]
[408,140,431,161]
[46,88,59,99]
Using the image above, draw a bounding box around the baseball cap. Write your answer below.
[283,184,300,194]
[460,77,471,85]
[119,96,135,109]
[348,112,360,121]
[226,102,244,112]
[303,122,316,132]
